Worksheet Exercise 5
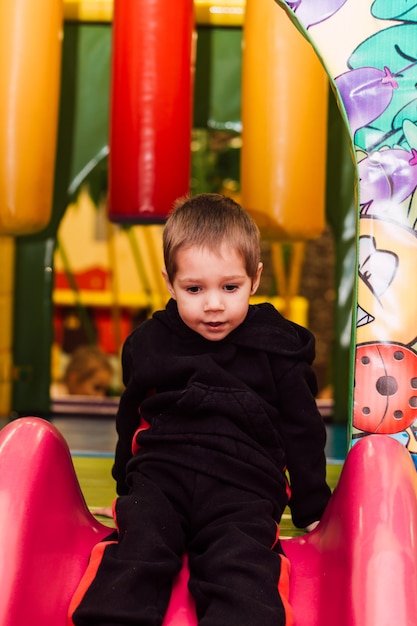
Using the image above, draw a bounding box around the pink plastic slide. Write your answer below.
[0,417,417,625]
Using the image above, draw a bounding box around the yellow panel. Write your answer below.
[0,237,14,294]
[0,294,12,352]
[194,0,245,25]
[250,295,308,328]
[0,237,13,416]
[0,352,12,417]
[63,0,113,21]
[53,289,163,310]
[63,0,246,25]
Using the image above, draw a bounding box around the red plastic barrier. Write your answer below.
[108,0,195,224]
[0,417,109,626]
[1,419,417,625]
[285,434,417,626]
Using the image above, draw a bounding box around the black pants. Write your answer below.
[70,461,292,626]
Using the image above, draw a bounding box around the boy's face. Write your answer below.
[163,243,262,341]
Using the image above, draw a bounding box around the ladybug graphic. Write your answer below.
[353,342,417,434]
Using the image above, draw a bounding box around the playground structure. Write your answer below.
[1,0,417,624]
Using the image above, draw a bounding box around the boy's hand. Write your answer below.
[91,506,114,519]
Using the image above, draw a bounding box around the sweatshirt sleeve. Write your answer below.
[112,335,146,495]
[274,359,331,528]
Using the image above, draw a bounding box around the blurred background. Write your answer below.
[1,0,356,427]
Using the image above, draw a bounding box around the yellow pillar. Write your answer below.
[241,0,328,240]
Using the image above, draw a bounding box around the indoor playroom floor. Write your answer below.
[50,416,346,538]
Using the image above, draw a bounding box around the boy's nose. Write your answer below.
[203,293,225,312]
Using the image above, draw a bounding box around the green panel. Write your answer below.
[12,239,55,416]
[65,23,111,201]
[325,91,356,424]
[194,27,242,131]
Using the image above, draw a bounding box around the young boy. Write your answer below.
[70,193,331,625]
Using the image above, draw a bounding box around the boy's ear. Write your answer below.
[162,269,176,299]
[250,262,263,295]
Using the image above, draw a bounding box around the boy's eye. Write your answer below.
[224,284,238,292]
[186,286,201,293]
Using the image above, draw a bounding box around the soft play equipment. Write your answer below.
[0,0,62,235]
[2,417,417,625]
[107,0,194,223]
[240,0,328,240]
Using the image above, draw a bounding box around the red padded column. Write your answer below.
[108,0,194,223]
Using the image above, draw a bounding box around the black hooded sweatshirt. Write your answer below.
[112,299,331,529]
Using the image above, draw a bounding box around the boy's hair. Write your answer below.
[163,193,260,282]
